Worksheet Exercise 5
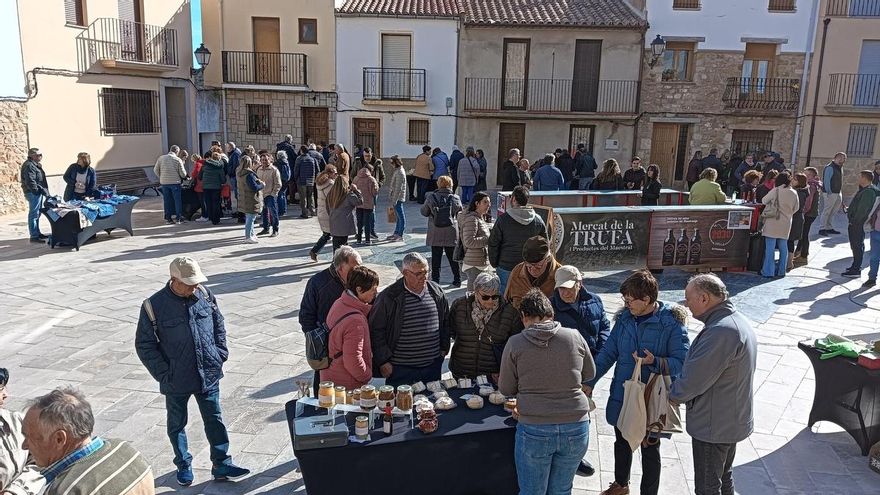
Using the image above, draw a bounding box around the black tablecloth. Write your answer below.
[287,388,518,495]
[43,200,138,250]
[798,342,880,455]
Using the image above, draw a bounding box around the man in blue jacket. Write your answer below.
[551,265,610,476]
[135,257,249,487]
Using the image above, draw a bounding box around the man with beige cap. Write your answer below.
[135,257,249,487]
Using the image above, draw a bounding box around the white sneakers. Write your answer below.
[245,237,259,244]
[195,217,209,223]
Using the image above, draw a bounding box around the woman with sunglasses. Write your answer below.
[449,273,522,381]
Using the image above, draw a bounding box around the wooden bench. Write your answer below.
[96,167,160,196]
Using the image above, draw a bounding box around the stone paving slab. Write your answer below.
[1,195,879,494]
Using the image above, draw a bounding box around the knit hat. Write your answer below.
[522,236,550,263]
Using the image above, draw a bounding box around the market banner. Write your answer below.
[646,208,752,269]
[551,209,652,270]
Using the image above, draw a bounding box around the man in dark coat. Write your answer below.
[135,257,250,486]
[276,135,298,165]
[555,148,576,189]
[702,148,722,174]
[500,148,522,191]
[19,147,49,241]
[575,145,598,190]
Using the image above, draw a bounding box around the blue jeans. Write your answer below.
[497,267,512,297]
[460,185,475,204]
[868,231,880,281]
[244,213,258,239]
[761,236,788,277]
[278,181,289,216]
[262,196,279,230]
[515,421,590,495]
[356,208,375,242]
[394,200,406,236]
[161,184,183,220]
[579,177,594,190]
[24,191,43,238]
[165,386,232,470]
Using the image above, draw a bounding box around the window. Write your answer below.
[99,89,158,135]
[847,124,878,157]
[408,120,429,145]
[64,0,86,26]
[731,129,774,156]
[661,42,695,82]
[673,0,701,9]
[502,38,530,110]
[769,0,797,11]
[247,105,271,135]
[299,19,317,44]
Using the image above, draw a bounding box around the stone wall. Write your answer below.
[225,90,337,151]
[0,100,28,215]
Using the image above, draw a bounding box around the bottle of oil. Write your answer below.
[662,229,675,266]
[688,228,702,265]
[675,228,689,265]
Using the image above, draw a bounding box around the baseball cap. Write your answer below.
[169,257,208,285]
[28,148,41,156]
[554,265,582,289]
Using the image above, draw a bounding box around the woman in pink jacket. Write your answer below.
[320,265,380,390]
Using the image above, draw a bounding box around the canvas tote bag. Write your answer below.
[616,357,647,452]
[644,358,683,444]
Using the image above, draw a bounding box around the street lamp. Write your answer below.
[648,35,666,68]
[193,43,212,72]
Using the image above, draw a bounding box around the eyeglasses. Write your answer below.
[525,258,549,270]
[479,294,500,301]
[405,269,429,278]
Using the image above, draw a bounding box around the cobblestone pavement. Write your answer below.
[1,195,878,494]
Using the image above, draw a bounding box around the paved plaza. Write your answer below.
[1,195,879,494]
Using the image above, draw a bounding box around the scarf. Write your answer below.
[526,264,552,290]
[471,297,498,342]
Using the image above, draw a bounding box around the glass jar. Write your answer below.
[504,398,517,414]
[377,385,395,410]
[355,416,369,440]
[346,390,356,405]
[351,388,362,405]
[318,381,335,408]
[359,385,378,410]
[334,386,347,406]
[396,385,413,411]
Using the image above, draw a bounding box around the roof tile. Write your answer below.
[337,0,462,17]
[462,0,646,28]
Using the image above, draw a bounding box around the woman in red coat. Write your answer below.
[320,266,380,390]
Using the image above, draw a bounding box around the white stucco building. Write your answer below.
[335,0,459,163]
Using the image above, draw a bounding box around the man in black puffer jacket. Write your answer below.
[488,186,548,296]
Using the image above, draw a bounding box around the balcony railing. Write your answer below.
[827,73,880,108]
[672,0,701,8]
[363,68,426,102]
[826,0,880,16]
[768,0,797,11]
[80,18,178,68]
[722,78,801,111]
[222,51,308,86]
[463,78,639,114]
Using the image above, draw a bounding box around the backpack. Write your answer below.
[142,286,210,343]
[432,194,454,228]
[305,311,360,370]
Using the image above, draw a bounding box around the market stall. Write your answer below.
[287,385,517,495]
[42,195,140,250]
[497,189,688,213]
[549,204,756,271]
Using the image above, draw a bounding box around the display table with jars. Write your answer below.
[286,380,518,495]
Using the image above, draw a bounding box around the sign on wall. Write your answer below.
[646,209,751,269]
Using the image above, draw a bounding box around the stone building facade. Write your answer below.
[224,90,337,152]
[0,100,28,214]
[637,49,805,189]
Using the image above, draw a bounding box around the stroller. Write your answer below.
[220,184,234,217]
[181,184,203,221]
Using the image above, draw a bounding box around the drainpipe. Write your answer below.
[805,17,831,168]
[453,17,461,145]
[632,29,646,158]
[791,0,820,166]
[220,0,228,142]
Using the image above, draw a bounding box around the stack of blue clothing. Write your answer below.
[46,194,139,223]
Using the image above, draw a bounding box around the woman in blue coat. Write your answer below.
[585,269,689,495]
[62,152,97,200]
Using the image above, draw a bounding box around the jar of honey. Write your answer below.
[334,386,347,405]
[396,385,413,411]
[351,388,362,405]
[318,381,335,408]
[377,385,395,410]
[355,416,369,440]
[359,385,378,410]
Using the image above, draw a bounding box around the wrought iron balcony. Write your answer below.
[827,73,880,109]
[722,78,801,111]
[79,18,178,70]
[363,68,426,102]
[222,51,308,87]
[463,78,639,114]
[826,0,880,16]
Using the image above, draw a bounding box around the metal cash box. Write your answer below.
[293,414,350,450]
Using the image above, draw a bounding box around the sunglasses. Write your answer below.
[479,294,500,301]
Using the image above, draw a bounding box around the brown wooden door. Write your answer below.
[253,17,281,84]
[353,118,381,158]
[650,123,680,186]
[303,108,329,146]
[502,39,530,110]
[571,40,602,112]
[496,123,526,184]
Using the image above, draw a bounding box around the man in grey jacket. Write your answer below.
[154,145,188,224]
[671,274,757,495]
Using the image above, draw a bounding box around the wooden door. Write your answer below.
[496,123,526,184]
[502,39,530,110]
[353,118,381,158]
[253,17,281,84]
[650,123,680,186]
[571,40,602,112]
[303,108,329,146]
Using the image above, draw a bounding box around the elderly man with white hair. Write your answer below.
[21,387,153,495]
[154,145,189,224]
[672,274,757,495]
[448,272,523,381]
[370,252,450,386]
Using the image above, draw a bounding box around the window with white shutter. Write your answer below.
[64,0,86,26]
